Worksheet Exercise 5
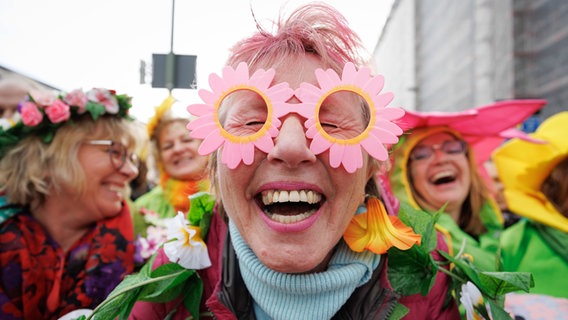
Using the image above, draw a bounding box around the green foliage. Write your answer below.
[388,204,534,320]
[86,193,215,320]
[187,192,215,235]
[86,259,203,320]
[387,302,409,320]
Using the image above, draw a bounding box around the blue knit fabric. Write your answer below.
[229,221,381,320]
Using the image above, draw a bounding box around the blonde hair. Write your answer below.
[0,115,137,210]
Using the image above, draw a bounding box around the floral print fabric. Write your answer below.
[0,205,135,319]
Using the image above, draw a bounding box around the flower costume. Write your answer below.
[389,99,547,271]
[493,111,568,298]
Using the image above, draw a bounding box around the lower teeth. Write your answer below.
[266,209,316,223]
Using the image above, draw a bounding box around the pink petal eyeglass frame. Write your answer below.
[187,61,404,173]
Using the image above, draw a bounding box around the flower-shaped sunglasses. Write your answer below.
[187,62,404,173]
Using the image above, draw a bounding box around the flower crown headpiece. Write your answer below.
[0,88,133,159]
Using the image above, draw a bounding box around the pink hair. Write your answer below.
[226,3,366,73]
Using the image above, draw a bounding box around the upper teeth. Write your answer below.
[262,190,322,205]
[431,171,454,181]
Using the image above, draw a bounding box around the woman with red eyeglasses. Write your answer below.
[388,101,546,272]
[0,88,140,319]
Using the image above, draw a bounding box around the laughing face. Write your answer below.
[216,55,374,274]
[159,120,209,181]
[408,132,471,218]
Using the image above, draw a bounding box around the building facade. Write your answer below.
[373,0,567,119]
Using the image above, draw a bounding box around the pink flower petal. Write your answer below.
[222,142,243,169]
[189,122,218,139]
[255,134,275,153]
[187,114,216,131]
[342,144,364,173]
[187,103,214,116]
[329,143,345,169]
[241,142,255,165]
[309,133,332,154]
[361,135,389,161]
[199,132,225,155]
[370,126,400,144]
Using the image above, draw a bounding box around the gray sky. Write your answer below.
[0,0,393,122]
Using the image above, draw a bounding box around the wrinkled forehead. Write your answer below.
[253,54,333,89]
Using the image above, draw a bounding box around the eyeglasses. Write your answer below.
[86,140,140,170]
[409,140,467,161]
[187,61,404,173]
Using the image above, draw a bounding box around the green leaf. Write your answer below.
[397,202,439,253]
[439,250,533,299]
[387,245,437,296]
[477,272,534,297]
[187,192,215,235]
[183,274,204,319]
[387,302,409,320]
[438,250,482,285]
[86,101,106,120]
[88,262,199,320]
[486,298,513,320]
[139,264,196,302]
[89,272,145,320]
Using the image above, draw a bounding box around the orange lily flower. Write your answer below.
[344,197,421,254]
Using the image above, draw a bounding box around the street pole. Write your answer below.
[166,0,176,93]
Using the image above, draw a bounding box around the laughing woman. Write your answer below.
[124,3,461,319]
[132,100,210,264]
[0,88,139,319]
[389,101,545,272]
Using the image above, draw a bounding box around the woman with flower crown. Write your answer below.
[0,88,140,319]
[131,97,210,265]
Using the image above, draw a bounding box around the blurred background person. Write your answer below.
[389,100,546,272]
[494,111,568,299]
[0,76,33,125]
[132,95,210,264]
[0,88,139,319]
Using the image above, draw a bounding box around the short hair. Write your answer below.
[0,115,138,210]
[211,3,374,219]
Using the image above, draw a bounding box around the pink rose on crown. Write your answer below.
[45,99,71,123]
[20,102,43,126]
[29,90,56,106]
[64,89,89,113]
[87,88,119,114]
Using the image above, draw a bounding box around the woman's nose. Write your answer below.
[120,158,139,180]
[267,115,316,168]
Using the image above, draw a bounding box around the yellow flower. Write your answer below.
[343,197,421,254]
[164,212,211,269]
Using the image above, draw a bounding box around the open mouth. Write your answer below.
[430,171,457,185]
[255,189,325,224]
